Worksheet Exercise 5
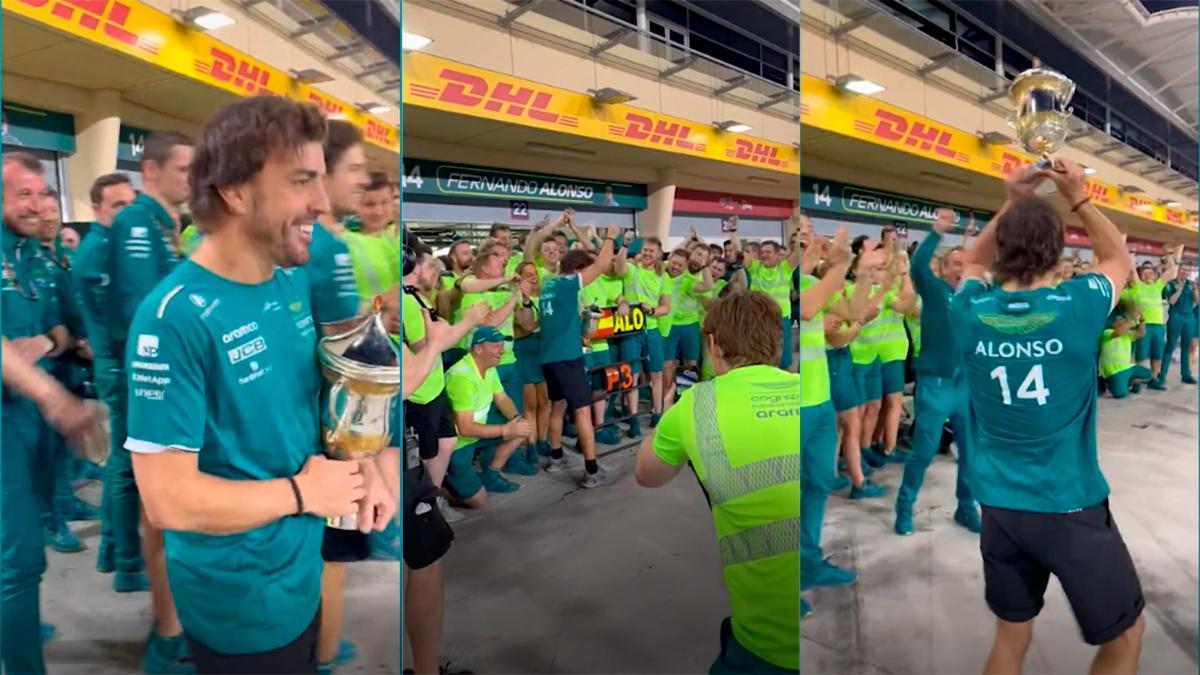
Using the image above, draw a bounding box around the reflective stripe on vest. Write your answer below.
[1100,335,1132,375]
[751,264,791,313]
[692,382,799,567]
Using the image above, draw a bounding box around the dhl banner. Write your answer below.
[2,0,398,153]
[800,74,1194,231]
[403,53,798,175]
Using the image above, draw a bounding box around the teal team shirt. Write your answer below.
[910,231,961,378]
[123,261,324,654]
[108,193,182,347]
[538,273,584,364]
[72,225,118,360]
[950,273,1115,513]
[1164,279,1196,318]
[1,227,61,345]
[304,222,359,325]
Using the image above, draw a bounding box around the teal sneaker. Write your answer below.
[501,454,538,477]
[1148,379,1167,391]
[96,538,115,574]
[143,630,194,674]
[64,499,100,522]
[335,639,356,666]
[536,440,552,458]
[627,416,642,439]
[849,480,886,499]
[800,598,814,619]
[860,459,875,478]
[884,450,910,465]
[317,663,333,675]
[831,475,850,492]
[1183,375,1197,385]
[596,426,621,445]
[114,570,150,593]
[954,503,981,534]
[1131,382,1144,394]
[650,412,661,428]
[802,560,856,588]
[46,527,85,553]
[40,623,55,644]
[894,507,914,536]
[861,447,887,468]
[480,468,519,493]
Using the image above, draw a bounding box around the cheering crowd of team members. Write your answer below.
[803,157,1173,673]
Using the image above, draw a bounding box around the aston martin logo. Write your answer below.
[978,312,1058,335]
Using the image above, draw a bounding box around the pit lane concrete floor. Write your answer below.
[803,380,1199,674]
[42,480,401,673]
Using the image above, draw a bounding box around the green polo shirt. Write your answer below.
[108,193,182,347]
[444,353,504,450]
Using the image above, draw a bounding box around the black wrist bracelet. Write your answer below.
[1071,197,1090,213]
[286,476,304,516]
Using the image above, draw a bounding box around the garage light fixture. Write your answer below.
[525,142,595,160]
[403,32,433,52]
[1161,199,1181,207]
[589,88,637,105]
[1119,184,1145,194]
[290,68,333,84]
[834,74,885,96]
[978,131,1013,145]
[1082,165,1096,175]
[179,6,234,31]
[714,120,752,133]
[357,102,391,115]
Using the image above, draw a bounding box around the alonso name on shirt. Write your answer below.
[974,338,1064,359]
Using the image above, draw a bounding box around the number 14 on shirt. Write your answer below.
[990,364,1050,406]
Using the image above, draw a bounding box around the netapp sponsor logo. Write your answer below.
[131,361,170,372]
[131,373,171,386]
[222,322,259,344]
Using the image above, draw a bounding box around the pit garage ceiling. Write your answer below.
[1016,0,1199,140]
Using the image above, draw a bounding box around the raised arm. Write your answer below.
[1045,158,1130,292]
[579,224,619,287]
[800,229,852,321]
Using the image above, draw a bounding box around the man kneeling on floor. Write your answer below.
[444,327,534,508]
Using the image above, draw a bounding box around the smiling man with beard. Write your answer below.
[123,97,379,674]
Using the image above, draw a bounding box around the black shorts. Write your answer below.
[321,527,369,563]
[542,358,591,411]
[980,500,1144,645]
[402,464,454,570]
[188,606,319,674]
[405,391,457,460]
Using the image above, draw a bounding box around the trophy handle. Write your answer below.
[328,379,346,438]
[1005,114,1016,130]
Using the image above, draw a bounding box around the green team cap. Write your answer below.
[470,326,505,346]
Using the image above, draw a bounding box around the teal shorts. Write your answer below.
[1134,323,1165,362]
[514,335,544,386]
[881,359,905,396]
[827,348,862,412]
[615,334,644,375]
[855,359,883,403]
[665,322,701,363]
[445,442,482,500]
[584,349,614,390]
[644,329,665,373]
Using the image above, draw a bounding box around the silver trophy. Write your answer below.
[317,305,401,530]
[1007,64,1076,182]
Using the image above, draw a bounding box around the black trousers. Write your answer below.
[187,608,320,674]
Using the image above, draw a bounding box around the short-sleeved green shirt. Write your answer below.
[342,231,400,311]
[123,262,323,655]
[458,288,517,364]
[665,271,703,327]
[582,275,624,352]
[652,366,799,670]
[538,274,584,364]
[621,265,664,330]
[401,292,445,404]
[748,260,794,319]
[1129,278,1166,325]
[444,353,504,449]
[1099,328,1134,378]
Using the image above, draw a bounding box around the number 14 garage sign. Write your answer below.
[402,158,647,210]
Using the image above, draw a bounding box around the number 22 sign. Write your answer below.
[510,201,530,221]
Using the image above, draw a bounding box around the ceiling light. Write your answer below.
[589,87,636,105]
[290,68,333,84]
[714,121,751,133]
[834,74,885,96]
[1082,165,1096,175]
[179,6,234,31]
[1161,199,1181,207]
[1119,184,1145,194]
[403,32,432,52]
[525,142,595,160]
[357,102,391,115]
[979,131,1013,145]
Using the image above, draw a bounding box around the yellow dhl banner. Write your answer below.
[800,74,1193,230]
[403,53,798,175]
[2,0,398,153]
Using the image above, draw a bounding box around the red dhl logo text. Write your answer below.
[18,0,159,55]
[726,139,788,168]
[990,151,1024,176]
[610,113,705,152]
[1082,181,1111,203]
[195,48,271,94]
[1164,209,1185,225]
[857,110,968,163]
[412,69,578,128]
[364,120,393,145]
[1127,195,1153,213]
[306,94,344,117]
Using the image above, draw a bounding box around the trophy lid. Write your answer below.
[1008,67,1075,107]
[317,299,399,385]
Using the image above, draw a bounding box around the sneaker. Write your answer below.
[596,427,621,445]
[114,570,150,593]
[884,450,909,465]
[46,526,85,553]
[1183,375,1197,385]
[142,630,194,675]
[437,496,465,524]
[1131,382,1144,394]
[800,598,814,619]
[502,454,538,477]
[802,559,856,588]
[579,465,615,489]
[861,446,888,468]
[650,412,661,428]
[335,640,357,667]
[849,480,886,499]
[546,456,569,474]
[894,507,914,536]
[64,499,100,522]
[536,440,552,458]
[831,475,850,492]
[860,459,874,478]
[627,416,642,439]
[480,468,519,493]
[317,663,333,675]
[954,502,981,534]
[96,538,115,574]
[40,623,55,644]
[1148,379,1167,391]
